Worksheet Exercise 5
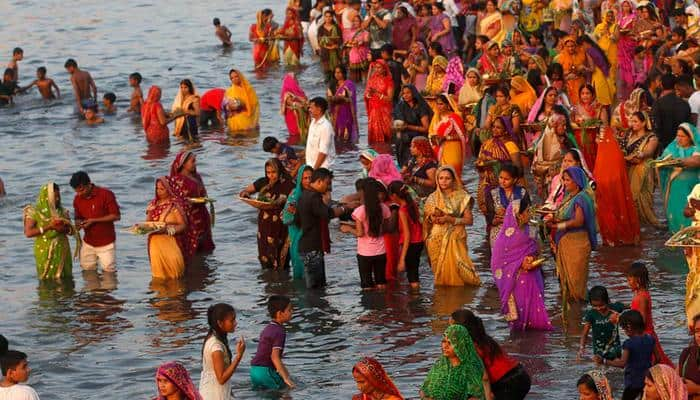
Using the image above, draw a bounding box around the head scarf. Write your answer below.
[170,150,197,177]
[367,60,394,99]
[527,86,562,123]
[421,324,485,400]
[510,76,537,116]
[442,57,465,93]
[643,364,688,400]
[529,54,548,74]
[280,73,306,115]
[585,370,614,400]
[559,166,598,248]
[352,357,404,399]
[155,361,203,400]
[663,122,700,159]
[431,55,449,71]
[458,68,483,105]
[147,176,193,258]
[283,164,309,226]
[256,10,269,36]
[412,136,436,161]
[224,69,259,124]
[395,84,434,123]
[172,80,198,113]
[142,86,165,130]
[360,149,379,163]
[369,154,403,186]
[431,165,471,215]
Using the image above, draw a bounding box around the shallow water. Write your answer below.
[0,1,692,398]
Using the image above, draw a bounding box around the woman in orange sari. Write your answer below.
[276,7,304,66]
[430,94,469,178]
[142,86,169,144]
[249,9,279,69]
[554,36,593,105]
[364,59,394,143]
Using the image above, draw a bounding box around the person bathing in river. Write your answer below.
[128,72,143,113]
[64,58,97,116]
[22,67,60,99]
[102,92,116,115]
[84,106,104,125]
[213,18,233,47]
[250,295,295,390]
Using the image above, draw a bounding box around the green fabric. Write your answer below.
[282,165,307,280]
[421,325,485,400]
[250,365,284,389]
[25,184,74,280]
[583,302,625,360]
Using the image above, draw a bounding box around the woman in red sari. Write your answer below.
[169,151,215,254]
[249,9,279,69]
[352,357,403,400]
[593,127,640,246]
[277,7,304,66]
[141,86,169,144]
[571,84,608,170]
[364,59,394,144]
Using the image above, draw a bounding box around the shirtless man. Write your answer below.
[7,48,23,82]
[127,72,143,113]
[64,58,97,115]
[24,67,60,99]
[213,18,233,46]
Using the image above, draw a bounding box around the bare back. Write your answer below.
[71,69,94,101]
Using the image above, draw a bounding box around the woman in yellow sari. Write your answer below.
[509,76,537,119]
[683,185,700,331]
[594,10,619,94]
[554,36,592,105]
[429,94,468,178]
[424,166,481,286]
[478,0,505,44]
[425,56,448,97]
[224,69,260,132]
[146,177,189,280]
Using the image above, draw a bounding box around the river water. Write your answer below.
[0,1,692,398]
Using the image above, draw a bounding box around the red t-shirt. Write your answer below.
[199,88,225,112]
[73,185,120,247]
[476,345,519,383]
[398,205,422,244]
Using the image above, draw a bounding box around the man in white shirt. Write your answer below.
[305,97,336,170]
[689,66,700,128]
[0,350,40,400]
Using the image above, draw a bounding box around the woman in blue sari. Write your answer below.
[658,123,700,233]
[282,165,313,279]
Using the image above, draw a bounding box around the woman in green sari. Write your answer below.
[420,324,486,400]
[282,165,313,280]
[658,123,700,233]
[23,182,77,280]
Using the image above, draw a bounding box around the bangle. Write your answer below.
[557,222,566,230]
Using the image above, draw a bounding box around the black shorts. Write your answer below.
[357,254,387,288]
[404,242,423,283]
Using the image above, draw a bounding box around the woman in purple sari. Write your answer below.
[616,0,637,101]
[490,201,552,331]
[327,65,359,144]
[429,3,457,57]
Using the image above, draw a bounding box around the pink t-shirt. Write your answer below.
[352,204,391,256]
[399,204,423,244]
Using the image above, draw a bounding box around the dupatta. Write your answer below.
[442,57,465,93]
[282,165,307,279]
[352,357,404,399]
[154,361,203,400]
[644,364,688,400]
[147,176,193,259]
[554,166,597,248]
[224,70,260,130]
[510,76,537,116]
[458,68,483,105]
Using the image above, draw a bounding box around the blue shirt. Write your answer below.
[623,334,655,389]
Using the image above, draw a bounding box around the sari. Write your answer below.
[420,325,486,400]
[352,357,404,400]
[520,0,544,32]
[280,73,309,141]
[485,185,529,244]
[544,148,594,209]
[142,86,169,144]
[531,113,570,198]
[611,88,646,131]
[476,116,520,214]
[155,361,203,400]
[477,44,504,76]
[555,167,597,304]
[348,29,370,79]
[685,185,700,331]
[282,165,307,280]
[425,56,448,97]
[318,22,342,78]
[584,370,614,400]
[393,84,434,166]
[250,12,279,68]
[621,127,660,226]
[442,57,464,94]
[643,364,688,400]
[424,166,481,286]
[479,12,505,44]
[365,60,394,143]
[658,123,700,233]
[430,96,468,178]
[491,202,553,331]
[510,76,537,118]
[430,13,456,55]
[330,78,359,144]
[279,7,304,66]
[147,177,191,279]
[254,159,295,269]
[171,86,199,141]
[458,68,483,107]
[593,127,640,246]
[593,21,618,93]
[169,151,215,253]
[23,183,75,280]
[224,70,260,132]
[617,6,637,100]
[553,41,587,105]
[572,99,604,169]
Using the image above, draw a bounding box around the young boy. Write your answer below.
[84,106,104,125]
[102,92,117,114]
[25,67,60,99]
[0,69,19,106]
[127,72,143,113]
[0,350,41,400]
[250,295,295,389]
[7,48,23,82]
[213,18,233,47]
[262,136,300,176]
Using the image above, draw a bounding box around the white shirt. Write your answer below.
[306,115,336,169]
[0,384,40,400]
[199,336,232,400]
[689,90,700,129]
[441,0,461,26]
[687,2,700,17]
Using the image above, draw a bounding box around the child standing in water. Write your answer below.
[578,286,625,362]
[24,67,60,99]
[127,72,143,113]
[213,18,233,47]
[627,262,674,367]
[7,47,23,82]
[199,303,246,400]
[84,107,104,125]
[0,348,40,399]
[102,92,116,114]
[250,295,295,390]
[388,181,423,290]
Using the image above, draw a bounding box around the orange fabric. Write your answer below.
[365,60,394,143]
[556,48,586,105]
[141,86,169,144]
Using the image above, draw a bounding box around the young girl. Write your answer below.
[388,181,423,290]
[679,314,700,397]
[577,371,614,400]
[595,310,660,400]
[578,286,625,362]
[341,178,391,290]
[199,303,246,400]
[627,262,674,367]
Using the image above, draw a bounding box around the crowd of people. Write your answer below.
[7,0,700,397]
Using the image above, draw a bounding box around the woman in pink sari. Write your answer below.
[155,361,203,400]
[369,154,403,282]
[617,0,637,101]
[328,65,358,144]
[365,60,394,144]
[280,73,309,142]
[142,86,170,144]
[346,15,370,82]
[169,151,215,254]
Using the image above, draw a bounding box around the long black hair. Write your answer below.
[363,179,384,237]
[627,261,650,290]
[451,309,503,362]
[203,303,235,360]
[388,181,419,224]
